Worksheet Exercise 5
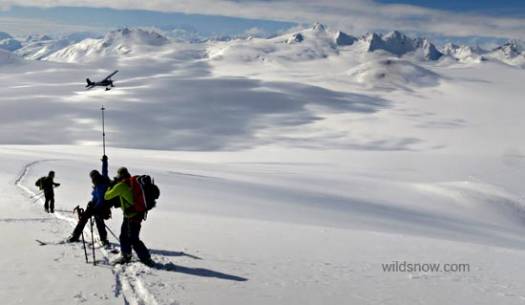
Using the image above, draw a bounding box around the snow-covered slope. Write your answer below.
[440,40,525,67]
[17,32,100,61]
[484,41,525,67]
[210,24,443,65]
[17,38,73,61]
[347,58,440,90]
[442,43,486,63]
[45,28,169,63]
[209,23,340,64]
[3,139,525,305]
[208,25,447,91]
[2,25,525,305]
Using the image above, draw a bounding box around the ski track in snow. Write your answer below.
[15,160,161,305]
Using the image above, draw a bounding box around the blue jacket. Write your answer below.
[91,158,109,209]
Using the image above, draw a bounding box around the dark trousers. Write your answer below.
[44,193,54,212]
[120,217,150,261]
[71,204,108,242]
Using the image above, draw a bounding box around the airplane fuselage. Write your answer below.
[93,80,113,87]
[86,70,118,90]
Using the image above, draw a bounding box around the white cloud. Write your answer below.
[2,0,525,39]
[0,17,105,36]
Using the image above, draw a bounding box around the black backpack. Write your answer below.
[35,177,45,189]
[136,175,160,211]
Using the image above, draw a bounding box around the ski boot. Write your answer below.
[111,254,132,266]
[66,235,79,243]
[140,257,156,268]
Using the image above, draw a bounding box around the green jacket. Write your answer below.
[104,181,138,218]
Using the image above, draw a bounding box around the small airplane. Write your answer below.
[86,70,119,91]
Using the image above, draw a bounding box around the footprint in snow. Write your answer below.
[73,292,87,303]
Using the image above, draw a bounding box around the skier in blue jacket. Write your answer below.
[67,155,112,246]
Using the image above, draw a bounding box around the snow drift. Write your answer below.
[347,58,440,89]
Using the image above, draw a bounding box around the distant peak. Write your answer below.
[287,33,304,44]
[103,28,169,46]
[383,31,412,44]
[335,31,357,46]
[312,22,327,33]
[26,34,52,42]
[500,40,523,52]
[362,32,382,43]
[361,31,442,60]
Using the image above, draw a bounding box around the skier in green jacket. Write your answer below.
[105,167,154,266]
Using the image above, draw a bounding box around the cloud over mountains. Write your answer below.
[1,0,525,40]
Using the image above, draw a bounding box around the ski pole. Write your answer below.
[104,223,119,243]
[80,230,89,263]
[74,206,89,263]
[90,216,96,265]
[101,105,106,156]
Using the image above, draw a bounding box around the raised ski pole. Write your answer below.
[90,216,96,265]
[101,105,106,156]
[74,206,89,263]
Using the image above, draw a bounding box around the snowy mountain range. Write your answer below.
[44,28,169,63]
[0,25,523,69]
[15,33,100,61]
[0,23,523,92]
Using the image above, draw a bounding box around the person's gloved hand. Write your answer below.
[102,155,108,161]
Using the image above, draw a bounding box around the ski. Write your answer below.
[35,239,67,246]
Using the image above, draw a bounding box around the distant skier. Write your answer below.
[35,171,60,213]
[67,155,112,247]
[104,167,154,267]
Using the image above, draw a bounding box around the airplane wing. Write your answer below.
[103,70,119,81]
